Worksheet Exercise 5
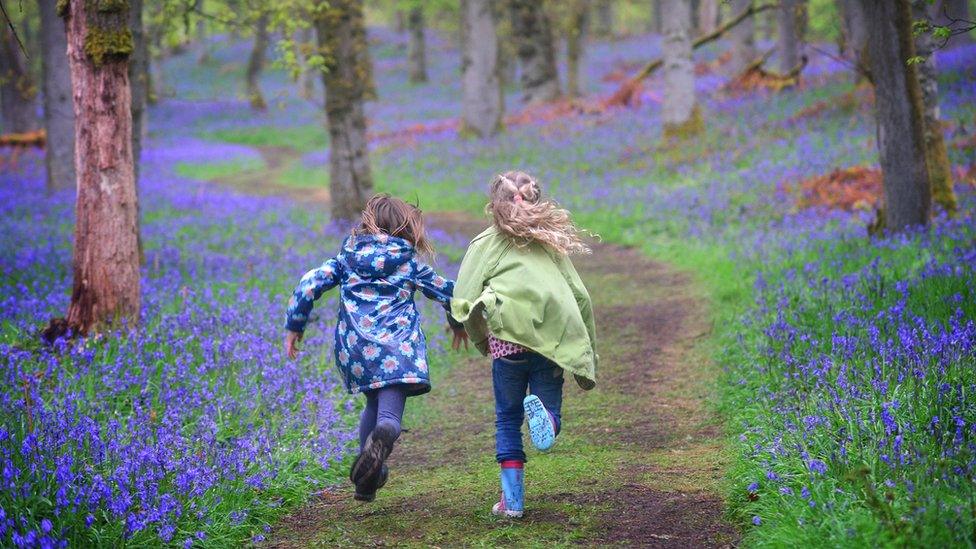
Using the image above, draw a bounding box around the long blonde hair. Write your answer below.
[486,171,590,255]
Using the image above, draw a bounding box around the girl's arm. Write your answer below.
[284,257,344,333]
[414,261,467,348]
[559,254,597,363]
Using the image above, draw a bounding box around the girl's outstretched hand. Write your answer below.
[450,326,469,352]
[285,330,303,359]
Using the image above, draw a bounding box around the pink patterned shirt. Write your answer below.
[488,334,529,359]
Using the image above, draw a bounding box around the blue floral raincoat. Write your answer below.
[285,233,455,395]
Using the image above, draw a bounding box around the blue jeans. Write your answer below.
[493,352,564,463]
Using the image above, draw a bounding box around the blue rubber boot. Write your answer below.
[491,461,524,518]
[524,394,557,451]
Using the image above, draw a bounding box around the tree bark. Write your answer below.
[567,0,589,98]
[294,27,316,100]
[0,20,39,133]
[461,0,503,137]
[39,0,75,193]
[509,0,560,104]
[314,0,375,221]
[912,0,957,215]
[129,0,148,183]
[728,0,756,76]
[407,6,428,83]
[246,11,269,110]
[777,0,805,73]
[861,0,931,230]
[698,0,720,34]
[661,0,701,138]
[593,0,613,37]
[62,0,141,334]
[838,0,868,70]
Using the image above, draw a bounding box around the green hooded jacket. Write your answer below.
[450,226,597,389]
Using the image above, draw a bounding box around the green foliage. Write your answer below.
[201,125,328,152]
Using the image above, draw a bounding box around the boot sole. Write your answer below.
[524,395,556,451]
[350,423,397,485]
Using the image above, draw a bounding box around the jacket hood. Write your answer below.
[340,233,415,278]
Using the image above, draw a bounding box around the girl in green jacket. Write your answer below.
[451,171,597,518]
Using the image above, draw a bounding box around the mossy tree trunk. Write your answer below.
[593,0,613,37]
[314,0,375,221]
[460,0,503,137]
[39,0,76,193]
[407,6,428,83]
[861,0,931,230]
[912,0,957,215]
[509,0,560,104]
[566,0,589,98]
[61,0,141,335]
[0,19,39,133]
[246,11,269,111]
[661,0,701,139]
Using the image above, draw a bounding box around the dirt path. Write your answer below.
[212,151,737,547]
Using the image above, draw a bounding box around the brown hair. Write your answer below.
[487,171,590,255]
[355,194,434,257]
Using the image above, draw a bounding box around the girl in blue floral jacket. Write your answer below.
[284,195,467,501]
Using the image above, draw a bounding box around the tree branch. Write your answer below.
[0,0,28,59]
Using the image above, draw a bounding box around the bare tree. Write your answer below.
[314,0,376,221]
[461,0,503,137]
[246,11,269,110]
[60,0,141,334]
[861,0,931,230]
[777,0,807,73]
[699,0,720,34]
[38,0,75,193]
[912,0,957,214]
[566,0,589,98]
[838,0,868,71]
[407,6,428,83]
[932,0,972,44]
[509,0,560,104]
[593,0,613,37]
[294,27,316,100]
[728,0,756,76]
[0,18,39,133]
[661,0,700,138]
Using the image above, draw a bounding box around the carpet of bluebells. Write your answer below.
[1,19,975,547]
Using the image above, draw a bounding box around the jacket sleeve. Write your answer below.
[450,240,492,354]
[559,254,598,366]
[414,261,462,328]
[284,257,343,333]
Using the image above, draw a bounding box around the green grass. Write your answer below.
[174,157,266,180]
[200,125,328,152]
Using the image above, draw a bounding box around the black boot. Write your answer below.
[354,464,389,502]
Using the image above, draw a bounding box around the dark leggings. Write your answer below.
[358,386,409,451]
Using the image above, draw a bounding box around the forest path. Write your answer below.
[213,148,738,547]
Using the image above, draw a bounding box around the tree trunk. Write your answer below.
[407,7,428,83]
[62,0,141,334]
[509,0,560,104]
[0,20,39,133]
[314,0,375,221]
[777,0,804,73]
[394,10,406,33]
[246,11,269,110]
[593,0,613,37]
[661,0,701,138]
[294,27,316,100]
[728,0,756,76]
[838,0,868,70]
[912,0,957,215]
[129,0,148,183]
[39,0,75,193]
[567,0,589,98]
[698,0,720,35]
[461,0,503,137]
[861,0,931,230]
[653,0,663,33]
